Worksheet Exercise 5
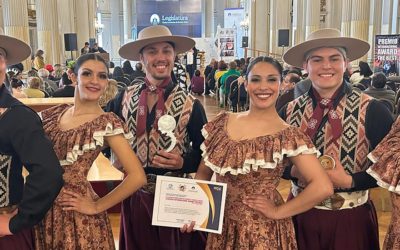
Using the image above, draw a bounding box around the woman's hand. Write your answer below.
[0,209,17,236]
[59,190,99,215]
[243,195,280,220]
[180,221,196,233]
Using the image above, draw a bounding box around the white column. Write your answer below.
[248,0,270,58]
[57,0,75,61]
[226,0,239,8]
[2,0,31,68]
[341,0,352,36]
[326,0,342,30]
[305,0,320,37]
[88,0,96,40]
[370,0,383,61]
[36,0,63,65]
[382,0,394,34]
[270,0,291,56]
[350,0,370,62]
[110,0,121,63]
[205,0,214,37]
[123,0,132,43]
[293,0,306,45]
[0,0,4,30]
[75,0,91,56]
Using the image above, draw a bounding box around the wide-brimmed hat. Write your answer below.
[119,25,195,61]
[283,28,370,68]
[0,28,31,65]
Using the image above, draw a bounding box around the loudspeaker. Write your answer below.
[278,29,289,47]
[242,36,248,48]
[64,33,77,51]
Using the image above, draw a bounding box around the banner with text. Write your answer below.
[217,27,236,62]
[374,34,400,76]
[136,0,202,38]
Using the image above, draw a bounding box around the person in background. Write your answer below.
[80,42,90,55]
[0,29,63,250]
[183,56,333,249]
[10,78,27,98]
[90,43,107,53]
[33,49,45,70]
[122,60,135,79]
[23,77,45,98]
[131,62,146,81]
[190,69,204,95]
[33,53,146,249]
[281,28,394,250]
[107,24,207,250]
[276,72,301,112]
[364,72,396,110]
[52,72,75,97]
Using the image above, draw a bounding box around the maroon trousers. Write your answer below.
[293,200,379,250]
[0,228,34,250]
[119,189,207,250]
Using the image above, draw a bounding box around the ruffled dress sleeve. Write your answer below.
[367,117,400,194]
[42,105,133,166]
[201,112,319,176]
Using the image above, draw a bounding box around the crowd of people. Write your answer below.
[1,23,400,250]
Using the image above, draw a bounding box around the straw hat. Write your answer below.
[0,28,31,65]
[119,25,195,61]
[283,28,370,68]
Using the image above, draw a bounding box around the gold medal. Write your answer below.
[319,155,335,170]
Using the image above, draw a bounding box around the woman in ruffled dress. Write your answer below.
[34,53,147,250]
[184,56,333,249]
[367,117,400,250]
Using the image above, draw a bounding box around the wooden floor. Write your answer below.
[106,94,391,249]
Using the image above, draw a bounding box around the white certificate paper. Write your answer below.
[152,176,227,234]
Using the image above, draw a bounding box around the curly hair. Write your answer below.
[99,79,118,107]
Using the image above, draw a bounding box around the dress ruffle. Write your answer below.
[201,112,319,176]
[367,117,400,194]
[41,104,133,166]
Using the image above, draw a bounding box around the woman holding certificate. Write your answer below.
[184,56,333,249]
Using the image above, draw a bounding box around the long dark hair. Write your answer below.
[73,53,109,75]
[245,56,283,80]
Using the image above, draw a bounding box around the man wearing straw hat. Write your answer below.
[280,28,394,249]
[107,25,207,250]
[0,31,63,249]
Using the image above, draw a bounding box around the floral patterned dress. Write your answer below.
[34,104,132,250]
[201,112,319,250]
[367,117,400,250]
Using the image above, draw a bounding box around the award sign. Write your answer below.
[158,115,177,152]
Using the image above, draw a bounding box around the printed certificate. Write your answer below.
[152,175,227,234]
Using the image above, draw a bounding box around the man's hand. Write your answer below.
[151,150,184,170]
[325,156,353,189]
[0,209,17,236]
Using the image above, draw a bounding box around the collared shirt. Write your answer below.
[280,82,394,192]
[0,85,63,233]
[106,81,207,175]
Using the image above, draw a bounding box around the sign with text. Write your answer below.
[374,34,400,76]
[136,0,202,38]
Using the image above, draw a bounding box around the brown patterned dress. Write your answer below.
[201,112,319,250]
[33,104,132,250]
[367,117,400,250]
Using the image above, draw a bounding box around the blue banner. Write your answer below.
[136,0,202,38]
